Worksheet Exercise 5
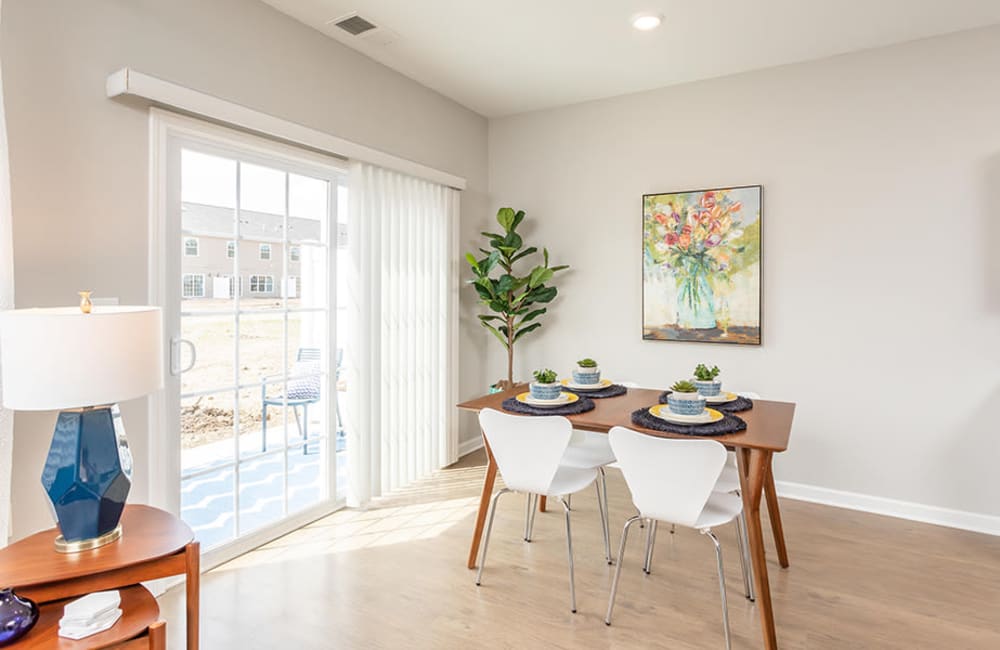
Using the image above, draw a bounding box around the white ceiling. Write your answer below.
[262,0,1000,117]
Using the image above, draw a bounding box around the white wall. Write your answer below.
[1,0,489,539]
[489,26,1000,522]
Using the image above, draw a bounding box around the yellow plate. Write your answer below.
[560,378,612,391]
[516,391,580,408]
[649,404,724,424]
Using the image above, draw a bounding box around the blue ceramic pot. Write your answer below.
[530,382,562,400]
[572,368,601,385]
[0,589,38,645]
[667,393,706,416]
[693,380,722,397]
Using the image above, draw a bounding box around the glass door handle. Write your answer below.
[170,337,197,376]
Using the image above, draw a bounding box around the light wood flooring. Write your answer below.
[159,449,1000,649]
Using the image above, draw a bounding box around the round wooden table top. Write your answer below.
[0,505,194,588]
[9,584,159,649]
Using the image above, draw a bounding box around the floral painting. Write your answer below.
[642,185,761,344]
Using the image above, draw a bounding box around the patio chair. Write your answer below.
[261,347,321,454]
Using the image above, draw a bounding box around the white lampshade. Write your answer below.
[0,306,163,410]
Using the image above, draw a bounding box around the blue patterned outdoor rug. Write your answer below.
[658,391,753,413]
[631,407,747,436]
[501,396,596,416]
[561,384,627,399]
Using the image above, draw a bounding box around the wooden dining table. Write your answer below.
[458,385,796,650]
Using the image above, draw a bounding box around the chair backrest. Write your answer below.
[479,408,572,495]
[297,347,321,362]
[608,426,727,527]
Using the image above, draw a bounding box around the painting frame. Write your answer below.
[641,184,763,346]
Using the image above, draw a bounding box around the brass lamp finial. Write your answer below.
[78,291,93,314]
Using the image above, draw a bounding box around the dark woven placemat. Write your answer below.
[561,384,627,399]
[631,407,747,436]
[658,391,753,413]
[502,396,596,416]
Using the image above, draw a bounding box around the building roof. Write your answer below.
[182,202,323,243]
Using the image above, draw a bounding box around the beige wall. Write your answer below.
[489,26,1000,520]
[1,0,489,538]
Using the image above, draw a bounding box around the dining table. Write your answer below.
[458,384,796,650]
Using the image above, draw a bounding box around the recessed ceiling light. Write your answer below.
[631,13,663,31]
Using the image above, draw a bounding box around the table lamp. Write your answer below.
[0,303,162,552]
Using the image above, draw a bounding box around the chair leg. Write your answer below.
[566,494,572,510]
[705,530,732,650]
[643,520,658,574]
[605,515,643,625]
[476,488,510,586]
[596,467,612,564]
[261,402,268,452]
[558,497,577,613]
[735,510,755,601]
[524,493,538,542]
[301,403,309,455]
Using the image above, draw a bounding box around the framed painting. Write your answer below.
[642,185,762,345]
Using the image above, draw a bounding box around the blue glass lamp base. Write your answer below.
[40,405,133,553]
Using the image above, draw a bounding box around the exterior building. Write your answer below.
[180,202,322,300]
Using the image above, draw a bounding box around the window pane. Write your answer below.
[181,314,236,396]
[182,149,236,209]
[239,162,286,215]
[288,173,328,245]
[181,390,236,476]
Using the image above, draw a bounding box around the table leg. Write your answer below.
[764,462,790,568]
[185,541,200,650]
[468,436,498,569]
[738,448,779,650]
[538,496,547,512]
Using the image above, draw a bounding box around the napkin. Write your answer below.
[59,590,123,640]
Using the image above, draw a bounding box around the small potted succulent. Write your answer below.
[572,357,601,385]
[692,364,722,397]
[530,368,562,400]
[666,380,706,416]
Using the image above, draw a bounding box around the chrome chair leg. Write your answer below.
[605,515,643,625]
[558,497,577,613]
[566,494,572,510]
[643,520,658,574]
[705,530,732,650]
[734,510,755,601]
[476,488,510,586]
[524,493,538,542]
[596,467,612,564]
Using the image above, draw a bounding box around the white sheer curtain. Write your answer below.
[0,0,16,546]
[345,162,458,506]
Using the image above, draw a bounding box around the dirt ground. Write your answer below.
[180,299,313,448]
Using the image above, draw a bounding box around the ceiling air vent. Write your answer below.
[332,14,377,36]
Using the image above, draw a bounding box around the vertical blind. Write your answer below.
[346,162,458,505]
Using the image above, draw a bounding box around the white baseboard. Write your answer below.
[775,480,1000,537]
[458,436,484,458]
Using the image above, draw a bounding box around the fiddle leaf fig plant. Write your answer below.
[466,207,569,388]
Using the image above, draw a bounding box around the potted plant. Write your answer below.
[692,364,722,396]
[466,208,569,390]
[572,358,601,385]
[666,380,706,416]
[530,368,562,400]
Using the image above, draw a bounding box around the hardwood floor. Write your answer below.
[159,449,1000,649]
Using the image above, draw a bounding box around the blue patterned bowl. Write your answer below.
[572,369,601,385]
[667,393,706,416]
[693,380,722,397]
[530,382,562,400]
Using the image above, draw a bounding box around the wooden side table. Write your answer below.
[10,584,163,649]
[0,505,199,649]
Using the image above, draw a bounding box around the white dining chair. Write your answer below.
[640,390,761,601]
[476,408,608,613]
[605,426,745,649]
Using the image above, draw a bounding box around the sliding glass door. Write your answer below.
[161,123,347,561]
